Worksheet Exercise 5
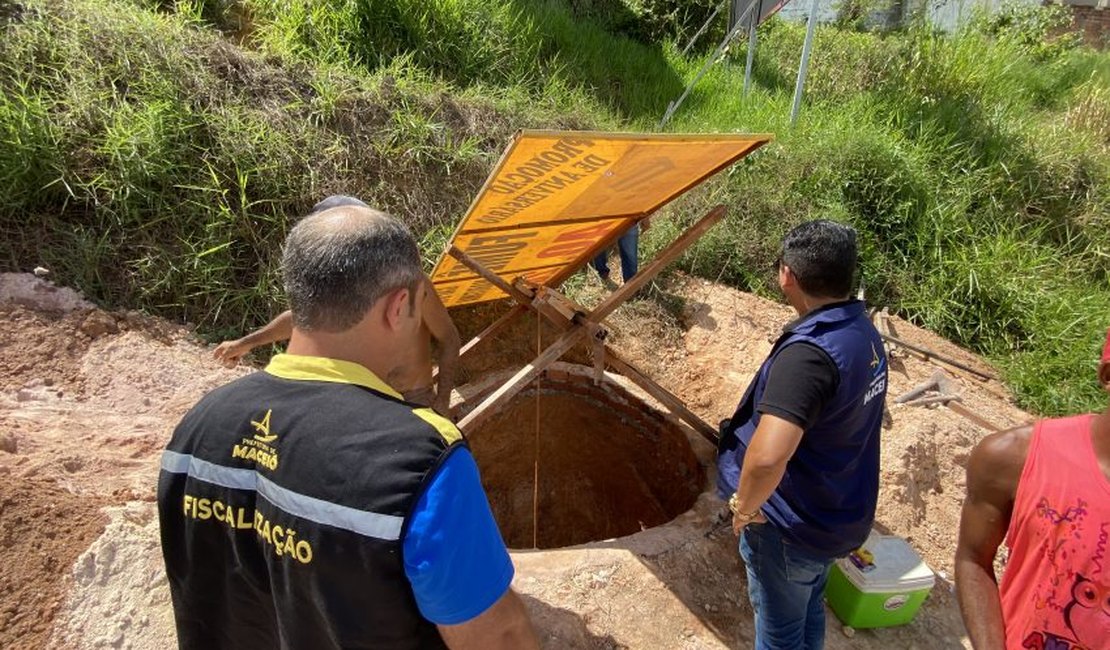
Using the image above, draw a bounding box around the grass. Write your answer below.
[0,0,597,334]
[1,0,1108,415]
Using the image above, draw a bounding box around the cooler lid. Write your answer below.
[835,532,935,592]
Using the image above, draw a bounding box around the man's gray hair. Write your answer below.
[282,205,424,332]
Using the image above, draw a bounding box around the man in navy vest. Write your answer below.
[717,220,887,650]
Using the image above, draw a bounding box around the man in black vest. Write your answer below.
[717,220,887,650]
[158,204,539,649]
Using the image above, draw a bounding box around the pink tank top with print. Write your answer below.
[999,414,1110,650]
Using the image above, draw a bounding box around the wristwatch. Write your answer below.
[728,493,760,522]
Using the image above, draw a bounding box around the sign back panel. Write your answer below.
[431,131,772,307]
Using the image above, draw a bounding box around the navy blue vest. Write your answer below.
[716,300,887,559]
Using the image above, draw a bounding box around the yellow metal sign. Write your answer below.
[432,130,772,307]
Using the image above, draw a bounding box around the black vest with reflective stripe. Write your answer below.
[158,369,460,649]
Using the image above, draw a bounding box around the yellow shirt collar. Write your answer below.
[264,354,403,400]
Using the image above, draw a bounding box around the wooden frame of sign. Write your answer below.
[449,204,726,445]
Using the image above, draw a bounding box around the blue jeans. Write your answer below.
[592,225,639,281]
[739,523,833,650]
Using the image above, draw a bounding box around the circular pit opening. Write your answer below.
[460,364,706,549]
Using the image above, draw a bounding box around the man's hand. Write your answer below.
[732,509,768,536]
[731,413,803,537]
[213,340,249,368]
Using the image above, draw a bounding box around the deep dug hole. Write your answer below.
[461,364,707,549]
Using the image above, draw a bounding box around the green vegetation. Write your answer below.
[1,0,1107,414]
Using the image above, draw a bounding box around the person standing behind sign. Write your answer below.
[955,330,1110,650]
[592,218,650,284]
[159,204,539,649]
[716,220,887,650]
[213,195,461,416]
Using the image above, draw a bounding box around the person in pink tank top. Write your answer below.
[956,329,1110,650]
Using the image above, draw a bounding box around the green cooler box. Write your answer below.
[825,532,935,628]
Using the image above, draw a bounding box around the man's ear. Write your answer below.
[779,264,797,289]
[383,286,411,331]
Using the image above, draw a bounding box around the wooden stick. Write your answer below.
[588,205,727,323]
[457,304,528,361]
[604,346,719,445]
[457,326,590,433]
[448,245,535,307]
[947,401,1004,432]
[880,332,996,381]
[457,205,728,434]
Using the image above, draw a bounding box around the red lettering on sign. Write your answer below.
[536,222,619,259]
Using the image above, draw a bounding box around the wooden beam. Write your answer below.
[456,205,728,435]
[457,304,528,361]
[587,205,727,323]
[947,401,1005,432]
[457,326,590,433]
[530,288,576,332]
[604,346,719,445]
[446,249,577,338]
[447,245,535,307]
[880,332,996,381]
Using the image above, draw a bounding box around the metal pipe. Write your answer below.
[743,17,758,96]
[790,0,821,125]
[682,3,723,56]
[660,1,758,128]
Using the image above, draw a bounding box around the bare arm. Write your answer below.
[954,425,1030,650]
[212,311,294,367]
[421,281,461,415]
[437,588,539,650]
[732,413,804,534]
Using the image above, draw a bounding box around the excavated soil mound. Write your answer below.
[0,274,246,649]
[463,367,705,549]
[0,478,107,648]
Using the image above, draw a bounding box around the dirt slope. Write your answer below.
[0,272,1031,648]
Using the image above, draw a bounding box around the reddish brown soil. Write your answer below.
[0,279,247,649]
[469,388,703,549]
[0,479,107,649]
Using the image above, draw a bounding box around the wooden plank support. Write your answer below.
[448,245,536,307]
[604,346,719,445]
[456,304,528,362]
[456,204,728,435]
[591,330,606,384]
[589,205,727,323]
[457,326,591,432]
[531,287,577,332]
[879,332,996,382]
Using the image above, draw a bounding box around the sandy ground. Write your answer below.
[0,270,1033,648]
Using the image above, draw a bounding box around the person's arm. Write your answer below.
[732,343,836,535]
[955,425,1030,650]
[438,589,538,650]
[732,414,801,534]
[421,281,461,416]
[403,447,539,648]
[212,311,294,367]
